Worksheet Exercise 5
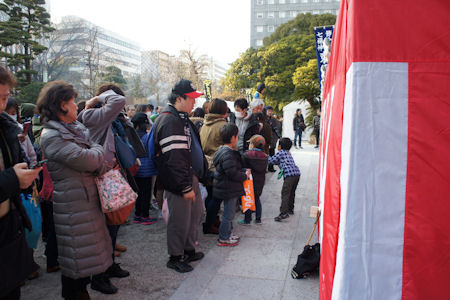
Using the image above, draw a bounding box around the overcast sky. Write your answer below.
[49,0,251,66]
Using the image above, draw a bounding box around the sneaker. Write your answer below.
[315,145,319,149]
[106,263,130,278]
[288,210,294,215]
[27,271,39,280]
[184,251,205,263]
[230,234,240,241]
[151,199,159,210]
[46,265,60,273]
[140,216,157,225]
[217,237,239,247]
[133,216,141,224]
[237,219,251,226]
[299,146,303,149]
[91,273,118,294]
[167,259,193,273]
[254,219,262,225]
[274,213,289,222]
[115,243,127,252]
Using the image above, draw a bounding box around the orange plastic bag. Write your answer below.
[241,175,256,213]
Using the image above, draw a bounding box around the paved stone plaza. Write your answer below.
[22,144,319,300]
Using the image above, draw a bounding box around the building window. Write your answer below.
[257,12,264,18]
[279,11,286,18]
[256,40,263,46]
[268,25,275,32]
[312,10,320,14]
[268,0,274,4]
[301,0,308,3]
[257,0,264,5]
[324,10,332,13]
[268,11,275,18]
[313,0,320,2]
[256,26,264,33]
[279,0,286,3]
[291,0,297,3]
[290,11,297,17]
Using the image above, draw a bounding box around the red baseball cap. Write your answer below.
[172,79,204,99]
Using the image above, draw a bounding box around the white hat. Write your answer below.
[250,98,265,109]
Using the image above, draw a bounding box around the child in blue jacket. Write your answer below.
[131,113,157,225]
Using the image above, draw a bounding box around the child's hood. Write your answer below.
[244,150,268,173]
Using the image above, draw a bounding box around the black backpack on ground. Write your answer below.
[291,211,321,279]
[291,243,320,279]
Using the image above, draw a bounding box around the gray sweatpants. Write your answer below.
[165,176,204,256]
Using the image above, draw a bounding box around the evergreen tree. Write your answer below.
[99,66,127,86]
[0,0,54,86]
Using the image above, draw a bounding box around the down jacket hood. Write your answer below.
[204,113,226,126]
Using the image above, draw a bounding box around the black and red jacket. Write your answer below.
[153,104,208,195]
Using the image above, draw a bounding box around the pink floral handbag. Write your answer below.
[95,167,137,213]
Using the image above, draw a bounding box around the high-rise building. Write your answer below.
[250,0,340,48]
[51,16,140,79]
[141,50,171,79]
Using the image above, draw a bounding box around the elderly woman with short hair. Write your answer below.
[38,81,113,300]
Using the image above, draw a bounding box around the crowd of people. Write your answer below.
[0,64,314,300]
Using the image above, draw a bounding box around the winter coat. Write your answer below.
[153,104,208,195]
[200,113,227,157]
[313,115,321,130]
[267,116,281,148]
[77,90,126,167]
[0,113,36,297]
[260,121,272,154]
[32,114,43,147]
[135,129,158,178]
[243,149,268,197]
[213,146,247,200]
[189,117,204,132]
[293,115,305,132]
[40,120,112,279]
[7,116,37,166]
[233,114,260,153]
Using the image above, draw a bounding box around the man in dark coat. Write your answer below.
[153,79,208,273]
[0,65,41,299]
[266,106,281,171]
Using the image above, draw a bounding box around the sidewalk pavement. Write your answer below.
[169,144,320,300]
[21,144,319,300]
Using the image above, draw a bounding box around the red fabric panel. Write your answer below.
[319,1,350,299]
[352,0,450,62]
[403,62,450,300]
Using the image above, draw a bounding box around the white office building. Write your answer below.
[250,0,340,48]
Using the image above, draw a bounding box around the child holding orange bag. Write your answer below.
[238,135,268,225]
[213,124,250,247]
